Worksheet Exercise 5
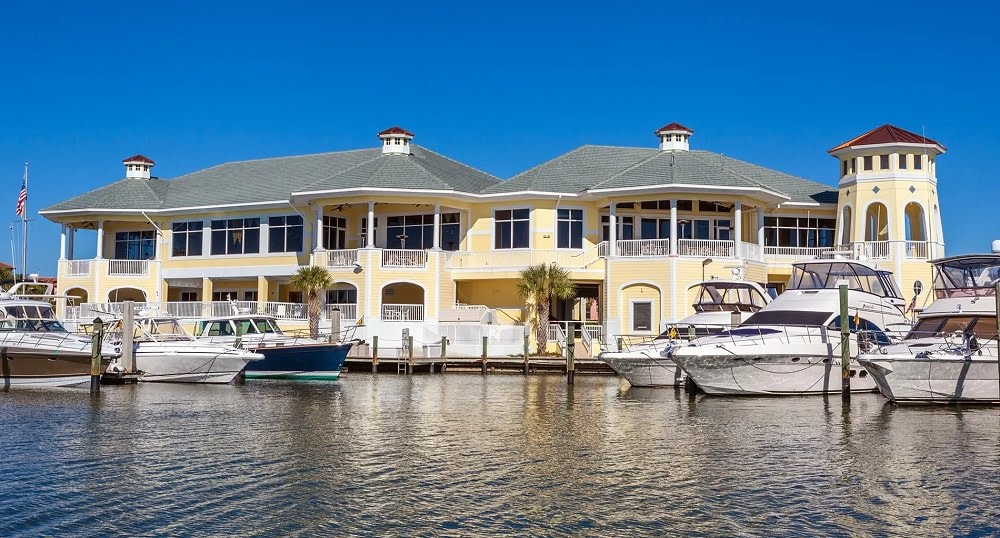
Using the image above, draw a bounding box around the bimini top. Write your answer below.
[931,254,1000,298]
[787,260,902,299]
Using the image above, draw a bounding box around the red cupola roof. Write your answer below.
[828,124,945,153]
[122,154,155,164]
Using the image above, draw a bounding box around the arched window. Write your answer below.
[904,202,926,241]
[864,203,889,241]
[840,206,853,245]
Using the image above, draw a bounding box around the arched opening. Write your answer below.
[381,282,425,321]
[326,282,359,321]
[864,203,889,242]
[904,202,926,241]
[107,287,147,303]
[64,287,89,304]
[840,206,853,245]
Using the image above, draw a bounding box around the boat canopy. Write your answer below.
[931,254,1000,298]
[786,261,902,299]
[689,281,769,313]
[195,317,284,337]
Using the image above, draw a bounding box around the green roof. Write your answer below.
[484,145,837,204]
[41,146,503,213]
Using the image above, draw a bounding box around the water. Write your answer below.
[2,374,999,537]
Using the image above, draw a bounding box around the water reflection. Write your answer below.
[0,376,998,536]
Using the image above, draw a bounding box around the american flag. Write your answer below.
[15,178,26,217]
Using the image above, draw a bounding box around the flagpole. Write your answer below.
[21,162,28,280]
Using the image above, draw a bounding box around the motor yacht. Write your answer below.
[105,315,262,384]
[0,282,116,388]
[859,253,1000,403]
[599,279,771,387]
[193,312,356,380]
[671,260,909,395]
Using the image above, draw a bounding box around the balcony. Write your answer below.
[59,259,158,280]
[446,247,604,272]
[65,301,360,323]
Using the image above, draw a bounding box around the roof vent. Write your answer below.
[992,239,1000,254]
[654,122,693,151]
[378,126,414,155]
[123,154,155,180]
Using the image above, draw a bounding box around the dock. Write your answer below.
[344,355,614,375]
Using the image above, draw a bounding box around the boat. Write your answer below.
[858,252,1000,404]
[0,282,117,388]
[598,279,771,387]
[671,259,910,395]
[105,315,262,384]
[192,311,355,380]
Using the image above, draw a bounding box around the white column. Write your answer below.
[95,220,105,260]
[466,209,473,251]
[433,204,441,250]
[609,203,617,257]
[757,209,765,250]
[366,202,375,248]
[59,225,67,261]
[314,206,324,252]
[669,200,678,256]
[733,201,742,259]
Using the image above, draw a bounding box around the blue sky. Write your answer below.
[3,1,998,276]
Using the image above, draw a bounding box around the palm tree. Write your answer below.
[517,263,576,354]
[290,266,333,338]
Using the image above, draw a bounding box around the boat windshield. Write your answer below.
[0,304,67,332]
[136,318,192,341]
[906,315,999,341]
[932,256,1000,299]
[740,310,833,327]
[786,261,902,299]
[691,283,769,312]
[249,318,283,335]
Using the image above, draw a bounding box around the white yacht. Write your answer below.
[671,260,910,395]
[106,316,263,384]
[0,282,117,388]
[859,253,1000,404]
[599,280,771,387]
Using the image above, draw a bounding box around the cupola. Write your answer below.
[123,154,155,180]
[655,122,693,151]
[378,126,415,155]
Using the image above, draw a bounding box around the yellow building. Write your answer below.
[40,123,944,354]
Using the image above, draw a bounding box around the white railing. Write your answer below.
[108,259,150,276]
[764,246,836,259]
[381,249,428,268]
[678,239,735,257]
[447,247,603,270]
[324,303,358,320]
[547,322,567,344]
[738,241,765,261]
[904,241,930,259]
[615,239,670,257]
[381,303,424,321]
[67,260,91,276]
[324,249,359,268]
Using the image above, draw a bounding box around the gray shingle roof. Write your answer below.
[485,145,837,204]
[42,145,503,213]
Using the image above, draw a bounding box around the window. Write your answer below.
[842,160,849,176]
[632,302,652,332]
[211,218,260,255]
[268,215,303,253]
[898,154,908,170]
[879,154,890,169]
[180,291,198,302]
[557,209,583,248]
[763,217,836,248]
[495,209,530,248]
[441,212,460,251]
[863,156,873,171]
[914,155,922,170]
[114,231,156,260]
[172,221,203,257]
[323,216,347,250]
[640,218,671,239]
[601,215,634,241]
[849,159,856,174]
[212,291,238,301]
[387,214,433,249]
[327,287,357,304]
[360,217,379,247]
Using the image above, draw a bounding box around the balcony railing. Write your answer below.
[381,303,424,321]
[65,301,360,323]
[108,259,150,276]
[616,239,670,257]
[381,249,428,268]
[324,303,358,320]
[446,247,603,271]
[324,249,359,268]
[678,239,735,257]
[68,260,91,276]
